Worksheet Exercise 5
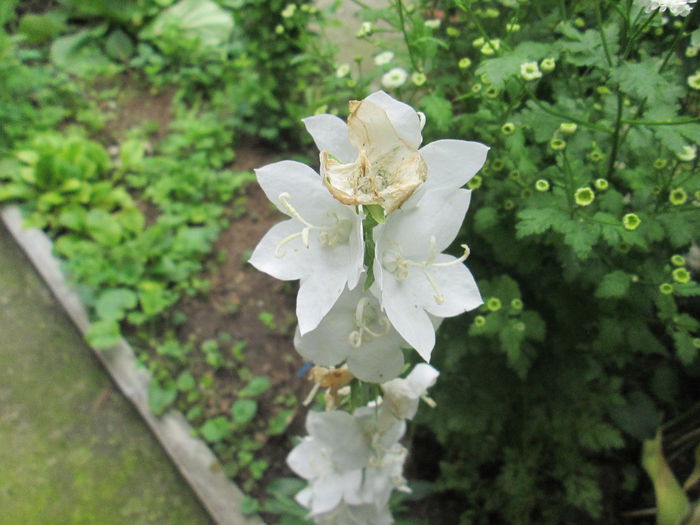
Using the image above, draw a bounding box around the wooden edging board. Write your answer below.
[1,205,265,525]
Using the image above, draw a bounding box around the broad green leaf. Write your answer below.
[148,379,177,416]
[231,399,257,425]
[144,0,234,48]
[95,288,137,321]
[86,209,123,245]
[611,60,683,105]
[86,319,121,349]
[200,416,232,443]
[238,377,271,398]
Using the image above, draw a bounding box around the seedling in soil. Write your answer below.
[258,311,276,331]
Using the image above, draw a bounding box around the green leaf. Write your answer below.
[473,206,499,232]
[642,432,690,525]
[557,22,619,69]
[200,416,232,443]
[267,409,294,436]
[231,399,258,425]
[85,319,121,349]
[95,288,138,321]
[176,371,196,391]
[557,219,600,259]
[138,281,177,316]
[147,378,177,416]
[238,377,271,398]
[515,207,564,237]
[420,93,453,132]
[144,0,234,48]
[476,41,553,88]
[104,29,134,61]
[611,59,683,105]
[595,271,633,298]
[85,209,123,245]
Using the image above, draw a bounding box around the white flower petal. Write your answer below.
[346,339,404,383]
[418,254,483,317]
[380,189,472,256]
[310,476,345,515]
[256,160,338,223]
[287,437,332,480]
[406,363,440,394]
[378,270,436,361]
[306,411,371,471]
[248,219,309,281]
[419,139,489,192]
[297,254,348,334]
[295,487,313,509]
[294,325,348,367]
[365,90,423,148]
[302,114,357,163]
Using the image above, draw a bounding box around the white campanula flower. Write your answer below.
[373,50,394,66]
[249,161,363,334]
[303,90,489,213]
[637,0,696,16]
[373,189,482,360]
[287,411,371,516]
[309,502,394,525]
[294,281,406,383]
[381,67,408,88]
[381,363,440,419]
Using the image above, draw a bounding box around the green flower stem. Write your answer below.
[595,0,614,68]
[394,0,419,71]
[606,92,624,180]
[658,16,691,74]
[622,117,700,126]
[622,10,657,60]
[561,152,576,216]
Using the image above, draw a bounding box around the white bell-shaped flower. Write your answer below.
[249,160,364,334]
[381,363,440,420]
[293,281,406,383]
[304,90,489,212]
[373,188,482,360]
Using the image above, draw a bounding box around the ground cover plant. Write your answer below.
[1,0,699,524]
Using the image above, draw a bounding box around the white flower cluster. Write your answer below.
[250,91,488,377]
[287,364,439,523]
[250,91,487,524]
[637,0,696,16]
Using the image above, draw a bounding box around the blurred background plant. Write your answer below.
[1,0,699,523]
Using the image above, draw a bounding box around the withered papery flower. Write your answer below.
[320,97,428,212]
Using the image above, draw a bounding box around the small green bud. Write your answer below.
[535,179,550,192]
[514,321,526,332]
[672,267,691,284]
[486,297,502,312]
[594,178,609,190]
[622,213,641,230]
[446,27,460,37]
[574,187,595,206]
[508,170,521,181]
[671,254,685,266]
[503,199,515,210]
[692,338,700,349]
[659,283,674,295]
[471,83,482,93]
[485,86,499,98]
[411,72,427,86]
[559,122,577,134]
[540,57,556,73]
[588,150,604,162]
[473,315,486,327]
[472,37,485,47]
[510,298,523,310]
[492,159,505,172]
[501,122,516,135]
[458,57,472,69]
[520,188,533,198]
[467,175,482,189]
[550,138,567,151]
[574,17,585,27]
[669,188,688,206]
[653,158,668,170]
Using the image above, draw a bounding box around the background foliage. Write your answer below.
[1,0,699,523]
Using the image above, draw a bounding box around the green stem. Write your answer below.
[658,17,689,74]
[622,117,700,126]
[395,0,419,71]
[561,152,576,217]
[595,0,614,68]
[606,92,624,180]
[622,10,657,60]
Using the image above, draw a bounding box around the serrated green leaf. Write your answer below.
[611,60,683,105]
[515,207,563,237]
[595,271,633,298]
